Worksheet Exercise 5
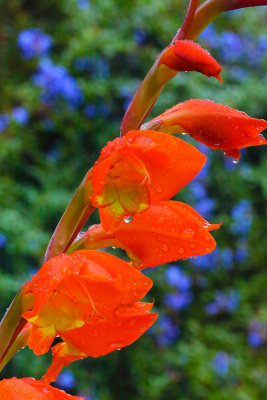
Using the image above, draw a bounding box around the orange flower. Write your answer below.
[90,130,206,232]
[159,40,222,82]
[142,99,267,159]
[70,201,220,268]
[22,250,157,380]
[0,377,83,400]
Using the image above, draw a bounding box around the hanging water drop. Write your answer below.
[123,216,133,223]
[181,132,187,136]
[112,246,117,249]
[233,159,239,164]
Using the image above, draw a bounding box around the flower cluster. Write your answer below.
[0,0,267,397]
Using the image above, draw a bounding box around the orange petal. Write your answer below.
[60,302,157,358]
[123,130,207,202]
[159,40,222,81]
[0,377,84,400]
[143,99,267,159]
[44,342,85,384]
[82,201,219,268]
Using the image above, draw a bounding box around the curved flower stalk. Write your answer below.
[90,130,206,232]
[68,201,220,268]
[0,377,84,399]
[185,0,267,40]
[120,39,222,135]
[20,250,156,380]
[142,99,267,160]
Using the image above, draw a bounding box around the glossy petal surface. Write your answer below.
[91,130,206,232]
[23,250,155,358]
[143,99,267,159]
[159,40,222,81]
[0,377,83,400]
[81,201,219,268]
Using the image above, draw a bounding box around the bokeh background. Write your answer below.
[1,0,267,399]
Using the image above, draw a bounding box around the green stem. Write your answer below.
[45,169,95,261]
[0,323,31,373]
[0,287,34,361]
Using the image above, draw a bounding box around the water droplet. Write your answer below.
[178,248,184,254]
[181,228,195,239]
[156,186,163,193]
[233,159,239,164]
[162,244,168,252]
[123,216,133,223]
[159,216,165,223]
[112,246,117,249]
[190,243,196,249]
[259,133,265,139]
[181,132,187,136]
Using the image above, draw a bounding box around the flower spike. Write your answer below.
[68,201,220,268]
[142,99,267,159]
[0,377,84,399]
[90,130,206,232]
[159,40,222,82]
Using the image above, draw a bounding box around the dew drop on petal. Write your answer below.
[181,132,187,136]
[112,246,117,249]
[178,248,184,254]
[162,244,168,252]
[181,228,195,239]
[233,159,239,164]
[123,216,133,223]
[156,186,163,193]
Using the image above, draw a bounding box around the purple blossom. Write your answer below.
[189,182,207,199]
[133,29,147,45]
[17,28,53,59]
[220,248,234,269]
[219,32,243,61]
[0,233,7,248]
[164,292,193,311]
[12,107,29,125]
[213,352,229,376]
[84,104,97,119]
[0,114,9,132]
[56,370,76,390]
[32,59,84,108]
[248,320,266,347]
[155,316,180,347]
[230,200,252,236]
[191,247,219,270]
[77,0,90,9]
[194,198,215,219]
[165,266,192,291]
[206,290,240,315]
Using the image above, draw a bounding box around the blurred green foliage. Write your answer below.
[0,0,267,399]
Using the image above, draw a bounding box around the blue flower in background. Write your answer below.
[84,104,97,119]
[32,59,84,108]
[12,107,29,125]
[220,248,234,269]
[57,370,76,390]
[219,32,243,61]
[0,233,7,248]
[0,114,9,132]
[165,265,192,291]
[194,197,215,219]
[17,28,53,59]
[230,200,252,236]
[248,320,266,347]
[189,182,207,199]
[155,315,180,347]
[77,0,90,10]
[133,29,147,45]
[206,290,240,315]
[213,352,229,376]
[191,247,219,269]
[164,292,193,311]
[199,25,220,49]
[235,240,248,263]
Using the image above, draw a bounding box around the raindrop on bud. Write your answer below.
[123,216,133,223]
